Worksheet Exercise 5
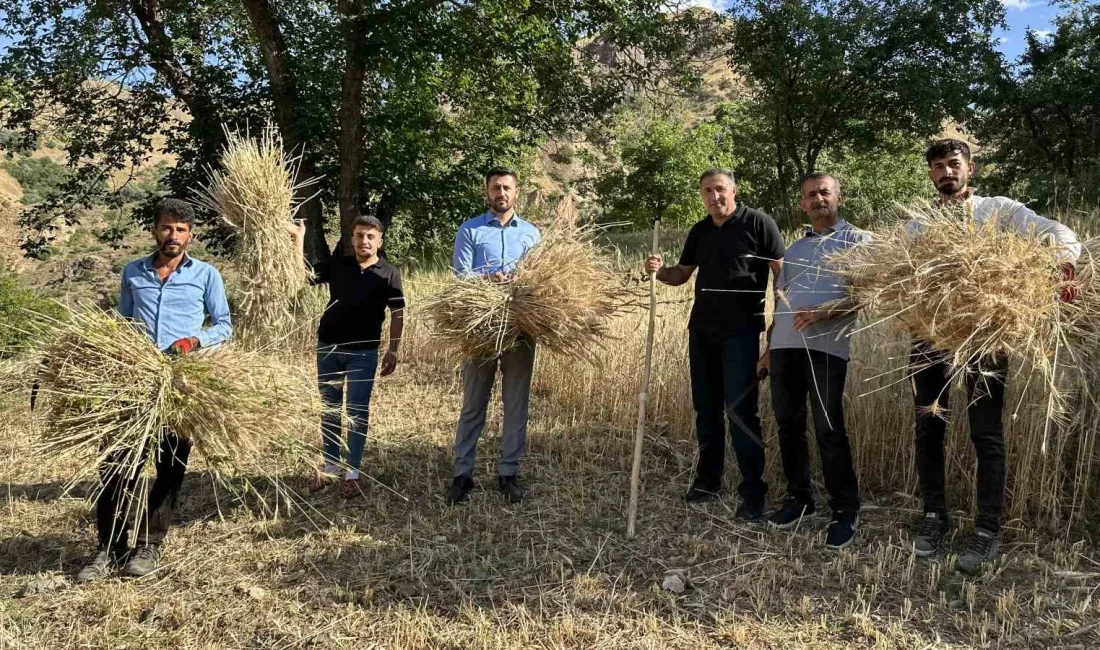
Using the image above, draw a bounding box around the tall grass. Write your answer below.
[402,221,1100,531]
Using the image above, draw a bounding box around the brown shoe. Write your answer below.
[341,478,362,498]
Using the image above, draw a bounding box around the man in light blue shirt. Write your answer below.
[78,198,232,583]
[447,167,541,506]
[765,173,866,550]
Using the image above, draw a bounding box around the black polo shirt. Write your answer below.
[313,256,405,349]
[678,205,785,334]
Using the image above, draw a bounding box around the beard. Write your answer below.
[158,242,184,258]
[937,179,962,195]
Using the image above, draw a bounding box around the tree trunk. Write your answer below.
[240,0,329,265]
[337,0,369,257]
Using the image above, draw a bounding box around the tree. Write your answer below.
[974,2,1100,208]
[596,101,740,229]
[726,0,1004,213]
[0,0,705,261]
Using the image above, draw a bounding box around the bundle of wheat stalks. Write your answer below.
[828,203,1099,395]
[423,223,631,358]
[27,306,323,523]
[193,125,318,346]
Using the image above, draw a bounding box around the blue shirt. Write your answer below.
[769,220,869,361]
[118,254,233,351]
[452,211,541,277]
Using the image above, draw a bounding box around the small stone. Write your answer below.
[433,535,447,543]
[15,576,68,598]
[247,585,268,601]
[661,572,687,594]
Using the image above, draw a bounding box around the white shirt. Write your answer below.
[906,195,1081,265]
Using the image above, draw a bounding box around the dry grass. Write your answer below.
[422,222,634,359]
[193,124,318,347]
[3,232,1100,648]
[17,306,325,533]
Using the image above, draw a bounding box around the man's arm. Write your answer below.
[380,308,404,376]
[118,265,135,319]
[758,258,783,377]
[655,262,697,286]
[198,267,233,348]
[453,223,477,278]
[998,198,1081,263]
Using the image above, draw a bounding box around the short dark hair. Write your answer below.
[485,166,518,185]
[153,198,194,227]
[351,215,385,233]
[699,168,736,185]
[799,172,840,192]
[925,139,971,165]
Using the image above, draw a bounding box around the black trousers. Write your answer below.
[770,348,860,514]
[910,342,1008,532]
[96,431,191,549]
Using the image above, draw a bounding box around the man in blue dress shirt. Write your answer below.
[446,167,541,506]
[77,198,232,582]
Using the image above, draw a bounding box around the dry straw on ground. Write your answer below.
[25,306,324,530]
[422,211,633,359]
[193,124,319,346]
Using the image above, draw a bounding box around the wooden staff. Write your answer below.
[627,216,661,538]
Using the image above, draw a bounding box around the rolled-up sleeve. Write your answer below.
[198,267,233,348]
[999,198,1081,264]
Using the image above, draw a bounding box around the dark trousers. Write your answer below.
[688,329,766,503]
[96,431,191,550]
[770,348,860,514]
[910,342,1007,532]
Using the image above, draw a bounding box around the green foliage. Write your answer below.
[596,102,740,229]
[726,0,1004,214]
[814,134,929,226]
[1,156,70,205]
[975,3,1100,208]
[0,273,65,357]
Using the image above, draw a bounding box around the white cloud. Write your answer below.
[1033,29,1052,38]
[1002,0,1035,10]
[684,0,729,11]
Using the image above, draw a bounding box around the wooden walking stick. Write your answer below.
[627,215,661,538]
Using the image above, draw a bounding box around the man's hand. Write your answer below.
[756,352,770,380]
[168,337,200,356]
[644,254,663,277]
[1060,263,1078,303]
[285,219,306,240]
[792,305,827,331]
[489,271,510,283]
[380,350,398,376]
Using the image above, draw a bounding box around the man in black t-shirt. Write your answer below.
[644,168,785,519]
[291,215,405,498]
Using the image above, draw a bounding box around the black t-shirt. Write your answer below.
[314,256,405,349]
[678,205,785,334]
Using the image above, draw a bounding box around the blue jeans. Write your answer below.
[317,344,380,472]
[688,329,766,503]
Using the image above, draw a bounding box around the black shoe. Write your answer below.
[825,511,859,549]
[956,528,1001,575]
[446,475,475,505]
[684,481,721,503]
[768,497,816,530]
[122,544,160,578]
[913,511,951,557]
[76,548,113,583]
[498,475,523,504]
[735,499,765,522]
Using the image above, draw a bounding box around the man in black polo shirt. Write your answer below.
[644,168,784,519]
[290,215,405,498]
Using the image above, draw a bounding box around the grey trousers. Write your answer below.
[453,340,536,477]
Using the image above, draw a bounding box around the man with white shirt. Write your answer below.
[909,139,1080,574]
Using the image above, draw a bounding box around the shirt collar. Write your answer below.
[143,252,193,270]
[804,219,849,238]
[485,211,522,227]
